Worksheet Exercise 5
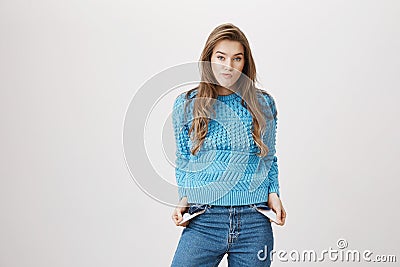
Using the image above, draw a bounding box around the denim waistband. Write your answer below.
[188,201,268,215]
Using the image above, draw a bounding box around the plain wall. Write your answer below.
[0,0,399,266]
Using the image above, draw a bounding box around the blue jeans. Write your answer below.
[171,202,274,267]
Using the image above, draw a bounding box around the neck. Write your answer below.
[217,86,234,96]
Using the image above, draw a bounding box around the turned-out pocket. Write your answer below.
[250,202,276,223]
[179,203,210,225]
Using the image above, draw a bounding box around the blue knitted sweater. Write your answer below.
[172,89,280,206]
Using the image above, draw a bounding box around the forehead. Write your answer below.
[213,39,244,55]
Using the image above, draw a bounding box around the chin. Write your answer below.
[217,81,232,88]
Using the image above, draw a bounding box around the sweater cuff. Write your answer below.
[178,187,187,201]
[268,184,280,198]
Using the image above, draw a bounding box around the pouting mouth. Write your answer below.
[221,73,232,78]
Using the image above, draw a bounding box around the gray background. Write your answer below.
[1,0,399,266]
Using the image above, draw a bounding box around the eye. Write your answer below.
[233,57,242,62]
[217,55,224,61]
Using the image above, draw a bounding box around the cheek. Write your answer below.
[237,62,245,72]
[211,61,223,74]
[233,63,245,77]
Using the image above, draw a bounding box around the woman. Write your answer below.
[171,23,286,267]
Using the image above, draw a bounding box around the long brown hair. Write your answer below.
[184,23,275,157]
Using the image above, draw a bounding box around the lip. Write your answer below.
[221,73,232,78]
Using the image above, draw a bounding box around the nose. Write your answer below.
[224,60,233,70]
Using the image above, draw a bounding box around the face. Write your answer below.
[210,39,245,90]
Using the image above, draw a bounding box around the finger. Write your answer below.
[172,210,182,225]
[281,208,286,225]
[177,210,183,221]
[173,215,179,226]
[275,208,282,225]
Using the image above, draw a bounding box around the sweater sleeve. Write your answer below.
[265,94,281,197]
[172,93,191,201]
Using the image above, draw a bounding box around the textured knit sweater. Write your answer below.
[172,88,280,206]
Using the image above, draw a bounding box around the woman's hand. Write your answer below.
[172,197,190,227]
[267,193,286,226]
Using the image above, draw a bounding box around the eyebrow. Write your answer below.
[215,51,244,56]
